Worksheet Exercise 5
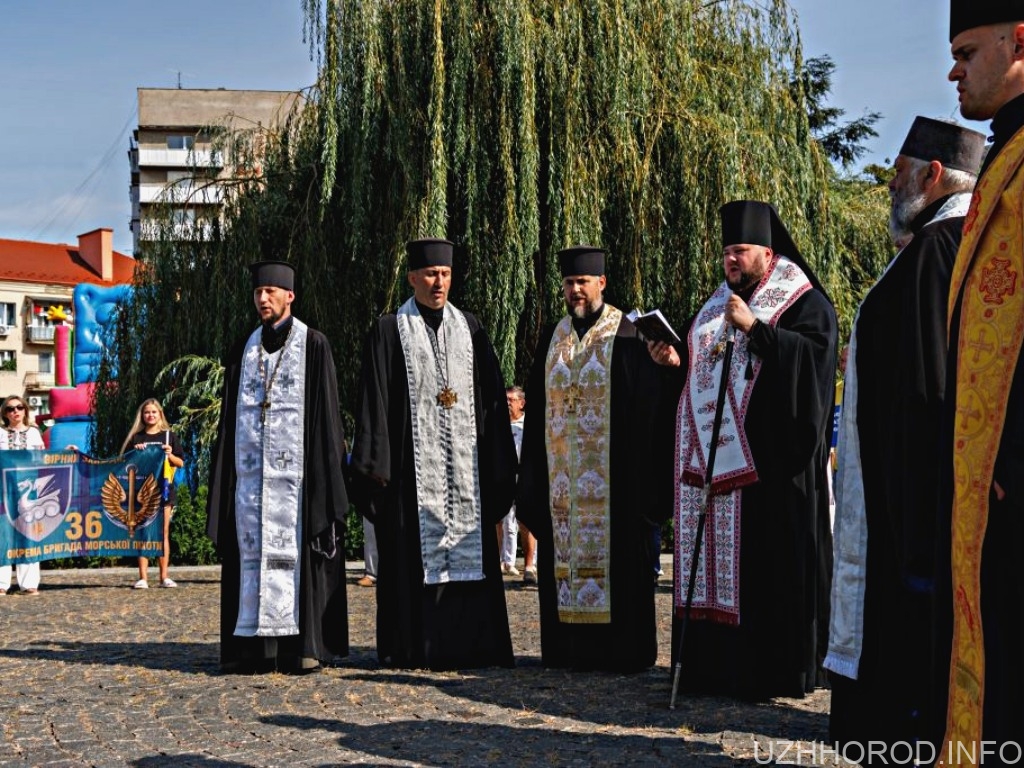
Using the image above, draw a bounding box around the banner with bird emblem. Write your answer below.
[0,448,166,564]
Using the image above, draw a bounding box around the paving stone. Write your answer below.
[0,565,838,767]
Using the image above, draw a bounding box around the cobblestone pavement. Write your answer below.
[0,565,852,767]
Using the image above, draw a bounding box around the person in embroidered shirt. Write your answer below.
[349,238,516,671]
[649,201,838,699]
[515,245,669,672]
[932,1,1024,755]
[206,260,349,675]
[826,117,984,760]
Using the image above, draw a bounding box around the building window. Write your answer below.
[172,208,196,226]
[0,351,16,372]
[167,135,195,151]
[0,302,15,327]
[38,352,53,374]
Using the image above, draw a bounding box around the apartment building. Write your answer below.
[128,87,304,252]
[0,229,135,413]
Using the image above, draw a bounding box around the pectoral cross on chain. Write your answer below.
[437,386,458,410]
[260,399,271,426]
[565,383,583,414]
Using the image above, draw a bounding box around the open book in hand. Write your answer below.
[627,308,680,345]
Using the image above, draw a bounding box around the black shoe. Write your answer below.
[220,659,276,675]
[284,656,321,675]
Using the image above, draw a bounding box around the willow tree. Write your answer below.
[95,0,890,472]
[307,0,889,382]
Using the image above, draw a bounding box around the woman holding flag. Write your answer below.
[121,398,185,589]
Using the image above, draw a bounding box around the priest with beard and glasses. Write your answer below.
[649,201,838,699]
[515,245,669,673]
[349,238,516,671]
[207,260,350,675]
[826,117,984,762]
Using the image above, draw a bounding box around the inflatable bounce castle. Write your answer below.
[42,284,132,450]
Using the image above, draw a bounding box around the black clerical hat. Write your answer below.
[721,200,782,251]
[950,0,1024,41]
[558,245,606,277]
[406,238,454,270]
[719,200,831,301]
[898,117,986,174]
[249,260,295,291]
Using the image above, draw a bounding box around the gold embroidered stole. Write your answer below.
[939,127,1024,766]
[544,304,621,624]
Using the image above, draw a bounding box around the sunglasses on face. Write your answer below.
[4,404,25,412]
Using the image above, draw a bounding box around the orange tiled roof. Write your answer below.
[0,238,135,286]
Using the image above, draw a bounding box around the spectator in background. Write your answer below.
[121,398,185,589]
[0,395,46,595]
[498,386,536,584]
[358,518,378,588]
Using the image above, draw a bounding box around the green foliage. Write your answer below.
[0,356,16,372]
[155,356,225,484]
[170,484,217,565]
[43,555,121,570]
[344,504,365,561]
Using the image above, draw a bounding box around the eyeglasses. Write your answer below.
[4,404,25,412]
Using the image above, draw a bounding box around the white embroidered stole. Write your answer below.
[233,319,308,637]
[674,255,811,624]
[825,192,972,679]
[544,304,621,624]
[397,298,484,585]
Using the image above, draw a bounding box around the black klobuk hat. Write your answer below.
[898,116,986,174]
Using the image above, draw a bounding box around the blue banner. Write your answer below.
[0,448,167,565]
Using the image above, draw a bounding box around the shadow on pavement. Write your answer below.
[334,668,829,744]
[0,640,379,676]
[261,712,759,767]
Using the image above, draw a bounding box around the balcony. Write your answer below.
[25,326,55,344]
[136,148,223,169]
[24,371,55,390]
[137,219,216,242]
[136,182,223,205]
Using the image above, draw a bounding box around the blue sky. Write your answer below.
[0,1,973,256]
[788,0,968,166]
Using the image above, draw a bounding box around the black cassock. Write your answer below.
[667,288,837,699]
[515,314,669,672]
[349,310,516,671]
[206,320,349,671]
[830,197,963,751]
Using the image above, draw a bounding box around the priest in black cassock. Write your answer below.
[206,260,349,674]
[827,118,984,760]
[650,201,838,699]
[515,246,668,672]
[349,238,516,671]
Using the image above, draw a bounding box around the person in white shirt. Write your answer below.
[0,395,46,595]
